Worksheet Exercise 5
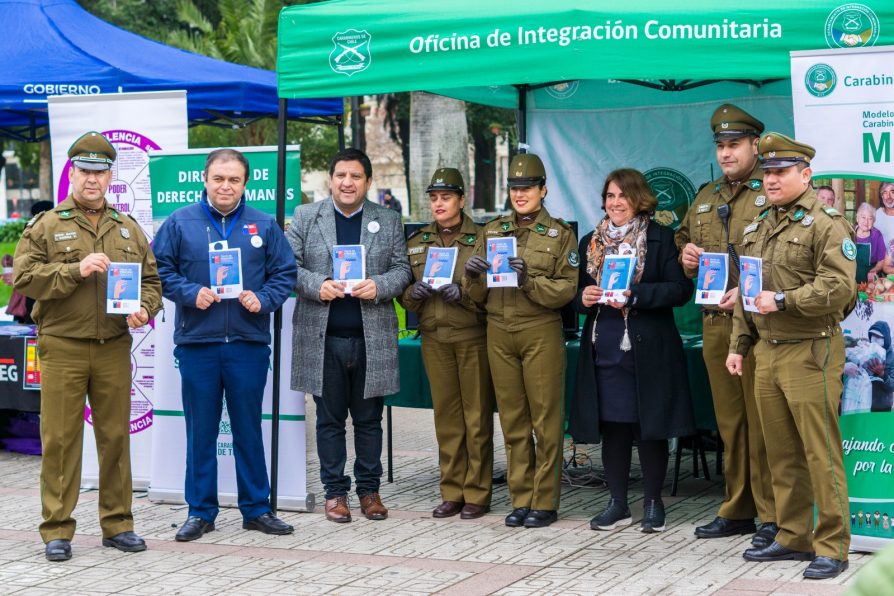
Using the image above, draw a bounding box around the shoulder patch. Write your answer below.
[568,249,580,268]
[842,238,857,261]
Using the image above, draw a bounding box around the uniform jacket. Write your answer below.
[675,164,766,291]
[568,222,695,443]
[152,194,297,345]
[13,197,161,339]
[731,188,857,354]
[398,214,486,343]
[464,207,578,331]
[287,199,412,398]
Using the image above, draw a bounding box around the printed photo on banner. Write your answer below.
[209,248,243,299]
[598,255,636,304]
[423,247,458,289]
[486,237,517,288]
[738,256,762,313]
[332,244,366,293]
[106,262,141,314]
[695,252,728,305]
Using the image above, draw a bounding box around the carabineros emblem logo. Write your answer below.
[825,4,879,48]
[329,29,372,76]
[805,63,837,98]
[644,168,696,231]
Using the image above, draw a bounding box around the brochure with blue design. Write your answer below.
[739,256,763,313]
[332,244,366,293]
[423,247,458,289]
[695,252,729,305]
[209,247,243,299]
[106,262,141,314]
[598,255,637,304]
[486,237,517,288]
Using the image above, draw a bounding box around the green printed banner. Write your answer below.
[148,146,301,227]
[841,413,894,540]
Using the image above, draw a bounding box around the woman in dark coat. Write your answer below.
[568,168,694,533]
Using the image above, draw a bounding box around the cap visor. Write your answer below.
[760,159,804,169]
[72,160,112,171]
[507,178,544,188]
[714,130,754,141]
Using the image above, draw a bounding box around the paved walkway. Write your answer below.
[0,402,867,594]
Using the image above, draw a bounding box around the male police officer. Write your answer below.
[399,168,494,519]
[676,105,776,547]
[464,153,577,528]
[14,131,162,561]
[726,133,855,580]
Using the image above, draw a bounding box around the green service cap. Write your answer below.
[758,132,816,169]
[711,104,764,141]
[67,131,116,170]
[507,153,546,187]
[426,167,465,194]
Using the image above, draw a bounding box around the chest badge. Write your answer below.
[802,215,814,227]
[367,221,380,234]
[755,195,767,207]
[251,235,264,248]
[120,227,130,239]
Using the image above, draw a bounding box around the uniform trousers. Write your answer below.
[175,341,272,523]
[38,333,134,542]
[753,336,850,559]
[702,313,775,522]
[487,321,565,511]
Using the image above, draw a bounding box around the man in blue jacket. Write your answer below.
[153,149,297,541]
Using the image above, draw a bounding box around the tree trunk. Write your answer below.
[39,140,52,201]
[409,93,468,221]
[471,131,496,211]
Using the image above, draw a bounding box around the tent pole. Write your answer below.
[270,97,288,513]
[337,114,346,150]
[517,85,528,152]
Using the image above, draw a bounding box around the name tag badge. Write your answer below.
[54,231,77,242]
[408,246,425,255]
[697,204,711,214]
[209,240,228,252]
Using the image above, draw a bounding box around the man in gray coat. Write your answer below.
[287,148,412,523]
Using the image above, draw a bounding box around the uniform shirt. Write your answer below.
[730,188,857,355]
[13,196,162,339]
[464,207,578,332]
[675,164,767,290]
[398,214,485,342]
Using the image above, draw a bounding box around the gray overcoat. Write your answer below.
[286,199,412,398]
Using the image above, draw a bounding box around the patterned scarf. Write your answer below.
[586,213,649,286]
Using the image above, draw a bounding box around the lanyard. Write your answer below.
[201,200,243,241]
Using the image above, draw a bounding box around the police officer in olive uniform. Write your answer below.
[399,168,495,520]
[676,104,777,546]
[13,132,162,562]
[463,154,578,528]
[726,133,855,580]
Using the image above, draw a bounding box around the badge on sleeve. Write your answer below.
[568,250,580,268]
[842,238,857,261]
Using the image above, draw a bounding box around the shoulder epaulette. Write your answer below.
[556,218,572,230]
[487,214,505,223]
[406,227,424,241]
[26,211,48,227]
[822,206,842,217]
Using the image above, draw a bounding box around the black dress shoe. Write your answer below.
[45,539,72,562]
[243,512,294,535]
[102,531,147,553]
[695,516,756,539]
[751,522,779,548]
[743,540,814,562]
[803,556,848,579]
[523,510,558,528]
[175,516,215,542]
[505,507,530,527]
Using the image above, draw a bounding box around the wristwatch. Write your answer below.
[774,291,786,311]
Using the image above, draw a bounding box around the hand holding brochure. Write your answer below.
[486,237,517,288]
[695,252,729,305]
[424,247,458,289]
[598,255,637,304]
[739,256,763,313]
[333,244,367,294]
[209,248,243,299]
[107,262,142,314]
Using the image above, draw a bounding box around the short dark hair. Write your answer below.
[601,168,658,214]
[817,185,834,194]
[205,149,250,181]
[329,148,372,178]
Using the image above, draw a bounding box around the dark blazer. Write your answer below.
[568,221,695,443]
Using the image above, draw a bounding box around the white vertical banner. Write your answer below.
[149,297,312,512]
[791,45,894,179]
[48,91,188,490]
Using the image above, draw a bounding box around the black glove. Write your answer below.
[464,255,490,278]
[409,281,434,301]
[439,283,461,303]
[508,256,528,285]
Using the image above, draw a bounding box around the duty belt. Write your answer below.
[701,309,731,318]
[763,326,841,344]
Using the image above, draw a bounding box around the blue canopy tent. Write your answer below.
[0,0,343,142]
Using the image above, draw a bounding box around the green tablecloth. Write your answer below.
[387,334,716,432]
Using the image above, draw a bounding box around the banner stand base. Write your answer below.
[81,477,150,492]
[851,536,890,554]
[148,489,316,513]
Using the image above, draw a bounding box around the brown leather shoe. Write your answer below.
[432,501,464,518]
[325,496,351,523]
[460,503,490,520]
[359,493,388,520]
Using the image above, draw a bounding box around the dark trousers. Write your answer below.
[314,335,384,500]
[175,342,272,523]
[601,421,669,502]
